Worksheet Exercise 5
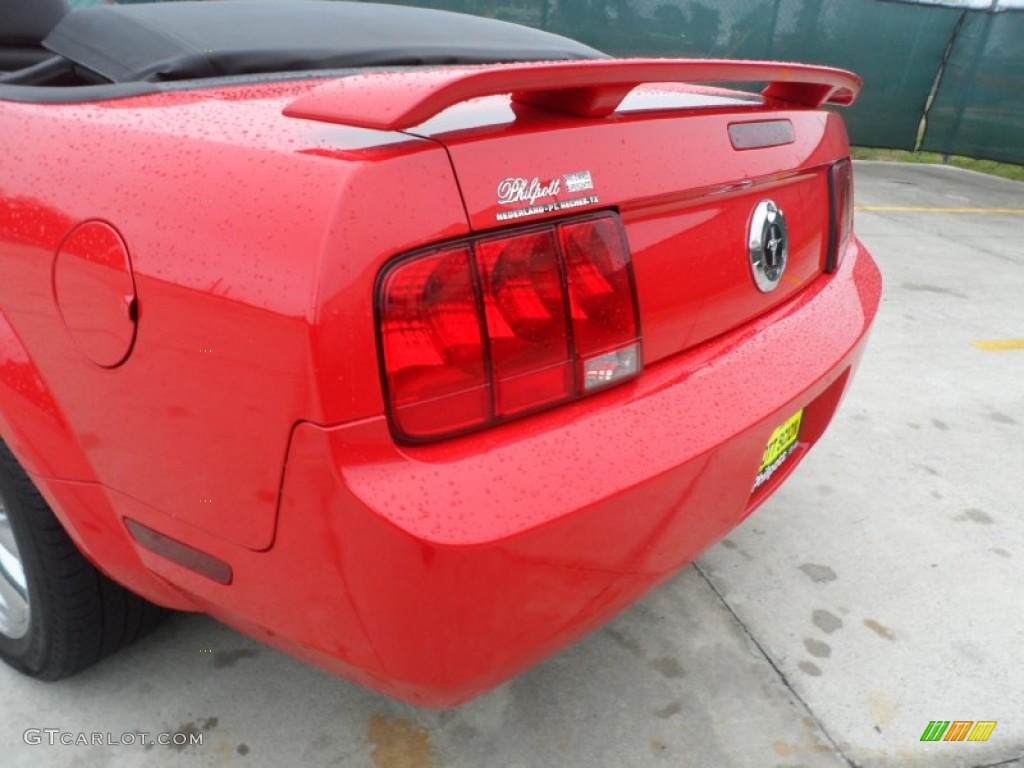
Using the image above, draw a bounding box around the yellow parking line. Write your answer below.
[856,205,1024,214]
[972,339,1024,351]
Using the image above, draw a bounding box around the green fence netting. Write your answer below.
[64,0,1024,164]
[921,9,1024,164]
[550,0,968,155]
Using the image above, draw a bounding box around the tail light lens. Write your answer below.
[476,229,574,417]
[827,157,854,273]
[560,217,642,390]
[377,212,641,443]
[377,246,490,439]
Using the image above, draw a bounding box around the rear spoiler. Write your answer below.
[283,58,861,131]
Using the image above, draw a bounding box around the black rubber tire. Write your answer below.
[0,441,163,680]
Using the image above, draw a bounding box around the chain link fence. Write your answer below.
[65,0,1024,164]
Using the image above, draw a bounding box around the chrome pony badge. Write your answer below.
[495,170,599,222]
[748,200,788,292]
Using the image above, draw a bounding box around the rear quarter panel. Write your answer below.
[0,81,467,553]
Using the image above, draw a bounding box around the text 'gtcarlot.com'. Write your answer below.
[23,729,204,747]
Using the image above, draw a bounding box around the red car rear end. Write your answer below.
[0,3,879,706]
[180,64,878,705]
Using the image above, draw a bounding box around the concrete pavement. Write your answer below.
[1,162,1021,768]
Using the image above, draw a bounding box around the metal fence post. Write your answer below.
[768,0,784,59]
[941,4,997,160]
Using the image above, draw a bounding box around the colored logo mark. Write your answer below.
[920,721,997,742]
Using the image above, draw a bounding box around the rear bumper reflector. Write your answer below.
[125,518,233,585]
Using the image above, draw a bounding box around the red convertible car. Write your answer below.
[0,0,880,705]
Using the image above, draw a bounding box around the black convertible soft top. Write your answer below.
[42,0,604,84]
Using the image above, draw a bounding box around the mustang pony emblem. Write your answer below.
[748,200,789,292]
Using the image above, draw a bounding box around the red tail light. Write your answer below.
[560,217,642,391]
[377,245,490,439]
[827,158,854,273]
[377,212,641,442]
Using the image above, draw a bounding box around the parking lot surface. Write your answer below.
[1,162,1021,768]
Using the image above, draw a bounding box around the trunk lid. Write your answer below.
[283,59,859,366]
[408,92,850,364]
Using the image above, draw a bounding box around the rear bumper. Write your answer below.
[153,240,881,706]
